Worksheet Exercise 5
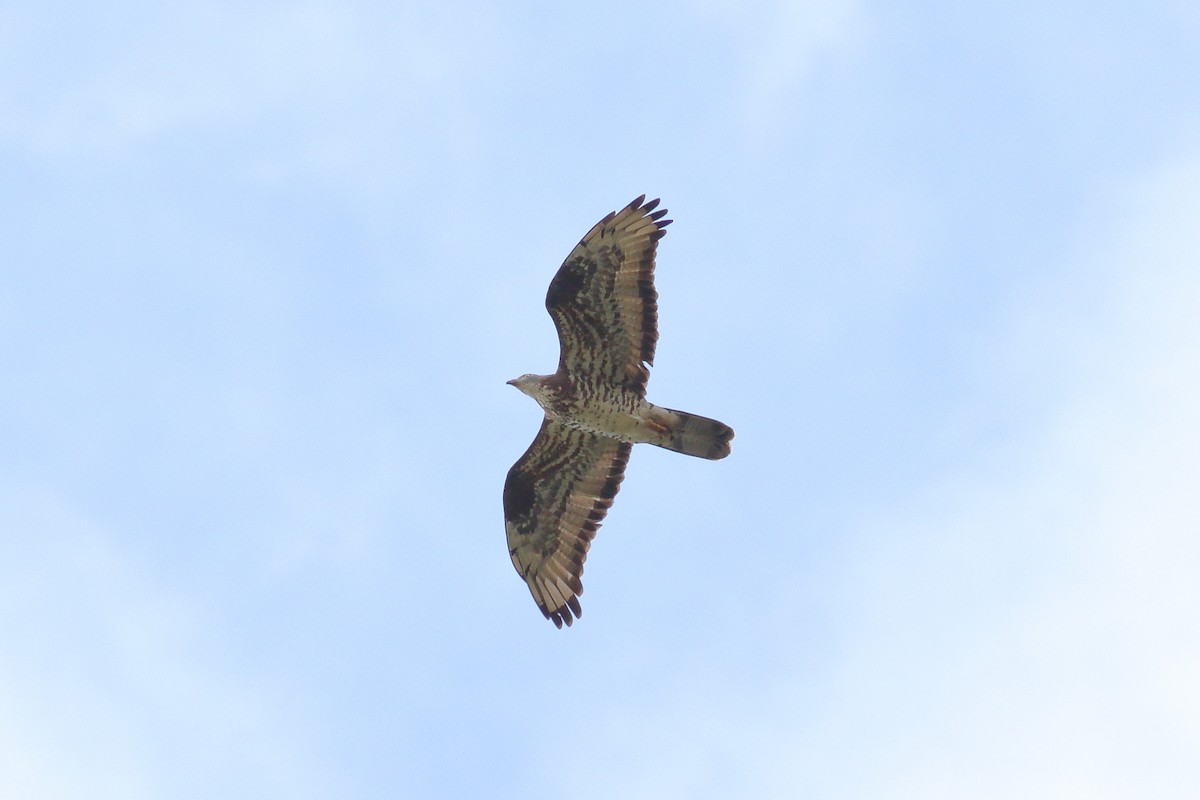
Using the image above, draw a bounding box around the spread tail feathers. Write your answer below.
[652,407,734,460]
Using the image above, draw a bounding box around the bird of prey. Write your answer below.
[504,195,733,628]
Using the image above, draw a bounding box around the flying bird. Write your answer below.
[504,195,733,628]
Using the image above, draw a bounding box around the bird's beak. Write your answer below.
[506,378,516,387]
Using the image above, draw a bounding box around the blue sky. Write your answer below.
[3,1,1200,797]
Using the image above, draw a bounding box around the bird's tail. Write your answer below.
[649,406,734,460]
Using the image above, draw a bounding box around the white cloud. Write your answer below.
[9,5,339,154]
[739,0,864,137]
[5,3,473,166]
[796,144,1200,796]
[0,485,331,800]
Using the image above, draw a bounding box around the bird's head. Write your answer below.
[506,373,536,395]
[507,373,553,405]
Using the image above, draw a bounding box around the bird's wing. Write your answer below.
[545,195,670,396]
[504,418,631,627]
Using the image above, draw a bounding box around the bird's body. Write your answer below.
[509,372,731,456]
[505,196,733,627]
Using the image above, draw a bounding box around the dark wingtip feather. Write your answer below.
[539,597,578,629]
[541,594,583,629]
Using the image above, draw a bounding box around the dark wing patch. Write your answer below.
[546,195,670,395]
[504,418,632,628]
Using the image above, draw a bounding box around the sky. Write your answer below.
[3,1,1200,797]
